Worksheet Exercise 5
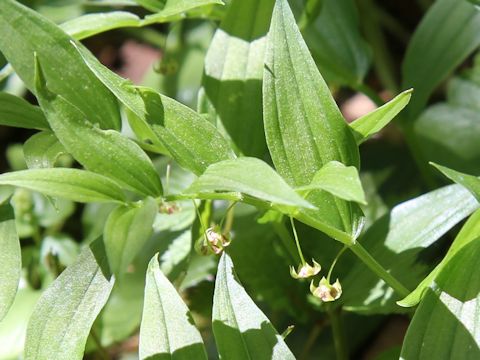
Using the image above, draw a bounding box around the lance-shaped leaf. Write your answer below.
[183,157,315,212]
[263,0,362,243]
[297,161,367,205]
[23,131,68,169]
[399,209,480,307]
[74,43,235,175]
[139,253,207,360]
[0,92,49,130]
[24,239,115,360]
[0,203,21,321]
[432,163,480,202]
[34,57,163,197]
[400,239,480,359]
[203,0,275,157]
[104,197,157,277]
[0,169,126,204]
[213,252,295,359]
[350,89,413,144]
[0,0,121,130]
[341,184,479,314]
[60,11,140,40]
[402,0,480,120]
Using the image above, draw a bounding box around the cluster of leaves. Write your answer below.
[1,0,480,359]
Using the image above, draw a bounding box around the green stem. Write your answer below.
[272,220,301,264]
[328,307,348,360]
[327,246,348,282]
[290,217,306,265]
[349,242,410,298]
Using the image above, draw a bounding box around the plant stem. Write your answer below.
[328,307,348,360]
[349,242,410,298]
[327,245,348,282]
[290,217,306,264]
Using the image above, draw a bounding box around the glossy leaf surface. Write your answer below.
[104,197,157,277]
[139,253,207,360]
[0,169,126,204]
[212,252,295,359]
[24,239,114,360]
[184,157,315,212]
[297,161,367,205]
[400,209,480,307]
[74,44,235,175]
[35,58,163,197]
[341,184,479,313]
[0,0,121,130]
[0,202,21,321]
[432,163,480,202]
[263,0,362,243]
[400,239,480,359]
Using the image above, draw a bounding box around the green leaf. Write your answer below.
[23,131,68,169]
[60,11,141,40]
[0,169,126,204]
[203,0,274,157]
[213,252,295,359]
[0,288,41,359]
[139,253,207,360]
[104,197,157,277]
[402,0,480,120]
[297,161,367,205]
[24,239,115,360]
[0,0,121,130]
[300,0,371,86]
[184,157,315,212]
[341,184,480,314]
[263,0,362,243]
[400,239,480,359]
[432,163,480,202]
[0,202,21,321]
[34,57,163,197]
[414,60,480,175]
[399,209,480,307]
[350,89,413,144]
[73,43,235,175]
[141,0,224,24]
[0,92,49,130]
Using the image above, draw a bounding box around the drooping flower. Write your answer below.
[205,226,231,254]
[310,277,342,302]
[290,259,321,279]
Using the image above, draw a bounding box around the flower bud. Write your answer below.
[310,277,342,302]
[290,259,321,279]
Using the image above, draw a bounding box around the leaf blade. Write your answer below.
[212,252,295,360]
[0,202,21,321]
[0,92,49,130]
[24,239,115,360]
[104,197,157,277]
[0,169,126,204]
[0,0,121,130]
[139,253,207,360]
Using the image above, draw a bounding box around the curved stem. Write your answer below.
[290,217,306,265]
[349,242,410,298]
[327,245,348,282]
